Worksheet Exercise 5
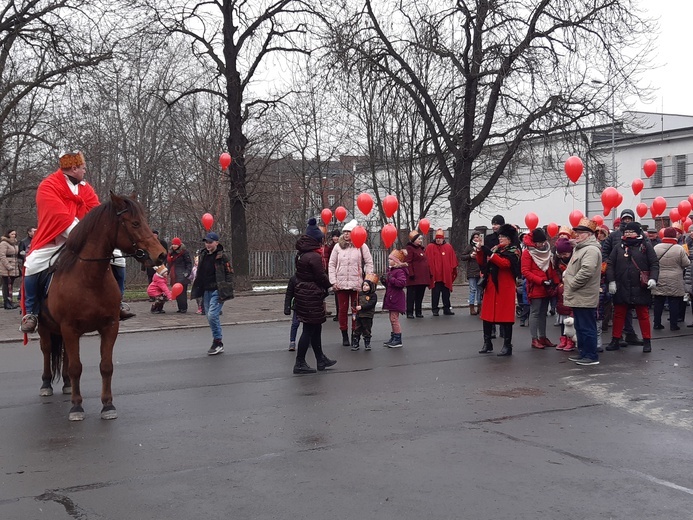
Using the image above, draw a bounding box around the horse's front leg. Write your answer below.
[62,333,84,421]
[99,324,119,420]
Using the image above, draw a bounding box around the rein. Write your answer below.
[74,206,149,262]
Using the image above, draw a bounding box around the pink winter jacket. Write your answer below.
[328,237,374,291]
[147,273,172,300]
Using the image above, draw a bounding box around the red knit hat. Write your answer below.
[172,237,182,246]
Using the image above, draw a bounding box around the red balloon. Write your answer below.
[382,195,399,218]
[685,218,693,232]
[381,224,397,248]
[659,228,666,239]
[569,210,584,228]
[321,208,333,225]
[636,203,648,218]
[524,212,539,231]
[600,187,619,209]
[546,222,559,238]
[669,209,681,223]
[678,200,692,219]
[652,196,667,217]
[688,194,693,208]
[631,178,644,196]
[615,191,623,208]
[593,215,604,226]
[356,193,374,216]
[643,159,657,178]
[335,206,347,222]
[201,213,214,231]
[418,218,430,235]
[351,225,367,248]
[171,283,184,300]
[219,152,232,170]
[603,207,611,217]
[564,156,584,183]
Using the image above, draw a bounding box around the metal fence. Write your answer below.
[249,249,390,280]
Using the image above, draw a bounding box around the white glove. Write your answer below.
[647,279,656,289]
[608,282,617,295]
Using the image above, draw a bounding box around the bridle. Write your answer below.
[75,206,150,263]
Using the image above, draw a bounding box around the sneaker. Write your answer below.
[20,314,38,333]
[351,345,360,351]
[364,343,371,351]
[575,358,600,366]
[207,341,224,356]
[568,355,586,362]
[288,341,296,351]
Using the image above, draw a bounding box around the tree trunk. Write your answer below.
[449,160,472,257]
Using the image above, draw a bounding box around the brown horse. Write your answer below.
[38,193,166,421]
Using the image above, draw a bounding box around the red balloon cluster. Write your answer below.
[381,224,397,248]
[351,225,367,248]
[219,153,232,170]
[201,213,214,231]
[524,212,539,231]
[335,206,347,222]
[564,156,584,183]
[356,193,373,215]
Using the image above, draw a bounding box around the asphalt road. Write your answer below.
[1,312,692,520]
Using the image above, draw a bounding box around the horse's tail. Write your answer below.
[50,334,63,383]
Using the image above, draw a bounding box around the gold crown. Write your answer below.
[558,225,575,238]
[364,273,379,285]
[573,218,598,232]
[391,249,406,262]
[59,151,85,170]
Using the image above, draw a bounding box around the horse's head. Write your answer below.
[111,193,167,267]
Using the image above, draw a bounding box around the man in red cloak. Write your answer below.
[20,151,100,332]
[425,228,459,316]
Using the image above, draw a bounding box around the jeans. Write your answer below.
[573,307,598,361]
[529,297,549,339]
[290,311,300,342]
[23,273,39,314]
[468,276,481,305]
[111,265,125,298]
[203,290,224,340]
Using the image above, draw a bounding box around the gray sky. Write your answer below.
[635,1,692,115]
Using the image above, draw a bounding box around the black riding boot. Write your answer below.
[479,320,494,353]
[341,330,350,347]
[497,324,513,356]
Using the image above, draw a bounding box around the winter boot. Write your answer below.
[293,360,317,374]
[317,355,337,371]
[479,322,493,353]
[531,338,545,349]
[539,336,556,347]
[351,333,361,351]
[605,337,621,351]
[341,330,350,347]
[563,338,576,352]
[497,343,513,356]
[497,325,513,356]
[556,335,568,350]
[469,304,476,315]
[364,338,371,351]
[388,333,403,348]
[642,338,652,353]
[383,333,395,347]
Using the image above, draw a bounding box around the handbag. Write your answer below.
[630,256,650,288]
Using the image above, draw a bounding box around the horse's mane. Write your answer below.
[56,196,144,272]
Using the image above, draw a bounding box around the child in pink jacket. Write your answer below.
[147,265,172,313]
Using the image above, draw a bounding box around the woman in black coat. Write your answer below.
[605,222,659,352]
[291,222,336,374]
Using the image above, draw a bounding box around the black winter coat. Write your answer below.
[606,238,659,306]
[190,245,234,301]
[168,246,193,284]
[294,235,331,324]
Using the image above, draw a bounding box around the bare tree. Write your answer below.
[147,0,314,289]
[323,0,654,252]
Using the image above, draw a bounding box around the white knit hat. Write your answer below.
[342,219,358,232]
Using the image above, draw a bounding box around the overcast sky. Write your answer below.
[635,1,692,115]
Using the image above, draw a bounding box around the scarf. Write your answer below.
[486,245,521,291]
[527,242,551,272]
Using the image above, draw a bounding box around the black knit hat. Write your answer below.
[330,229,341,237]
[624,221,642,235]
[491,214,505,225]
[620,208,635,221]
[531,228,547,243]
[305,218,324,243]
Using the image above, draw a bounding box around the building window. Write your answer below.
[592,163,607,193]
[675,155,687,185]
[651,157,663,187]
[328,195,335,206]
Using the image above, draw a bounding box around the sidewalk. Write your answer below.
[0,285,472,344]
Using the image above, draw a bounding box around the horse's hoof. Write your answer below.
[68,406,85,421]
[100,404,117,420]
[62,386,72,395]
[39,386,53,397]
